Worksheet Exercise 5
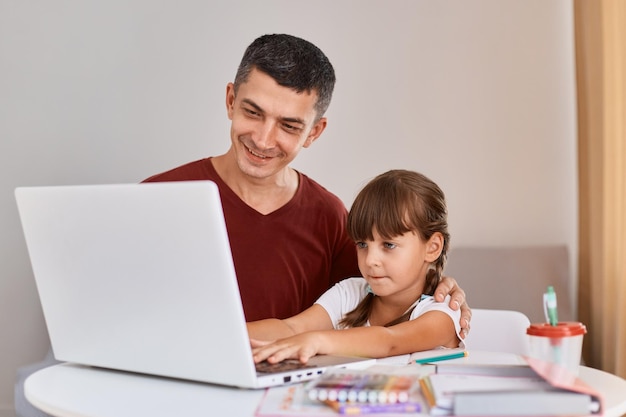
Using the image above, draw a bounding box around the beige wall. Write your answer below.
[0,0,576,414]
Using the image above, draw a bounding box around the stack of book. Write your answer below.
[258,352,603,416]
[420,358,603,416]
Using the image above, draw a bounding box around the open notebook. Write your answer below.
[15,181,374,389]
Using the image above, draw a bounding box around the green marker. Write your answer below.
[544,285,558,326]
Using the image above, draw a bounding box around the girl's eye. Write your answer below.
[356,241,367,249]
[383,242,396,249]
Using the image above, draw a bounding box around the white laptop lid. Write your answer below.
[15,181,374,389]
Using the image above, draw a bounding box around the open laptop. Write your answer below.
[15,180,375,389]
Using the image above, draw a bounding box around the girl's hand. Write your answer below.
[249,338,273,349]
[251,332,322,364]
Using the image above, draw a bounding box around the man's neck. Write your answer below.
[211,153,299,215]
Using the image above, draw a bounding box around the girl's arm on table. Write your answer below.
[247,304,334,342]
[252,310,459,364]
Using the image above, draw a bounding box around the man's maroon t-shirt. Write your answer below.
[143,158,359,321]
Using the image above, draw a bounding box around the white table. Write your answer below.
[25,352,626,417]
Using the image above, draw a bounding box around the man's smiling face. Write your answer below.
[226,68,326,181]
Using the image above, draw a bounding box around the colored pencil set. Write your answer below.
[305,371,422,414]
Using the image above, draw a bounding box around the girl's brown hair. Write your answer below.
[339,170,450,328]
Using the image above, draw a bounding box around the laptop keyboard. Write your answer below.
[255,359,316,374]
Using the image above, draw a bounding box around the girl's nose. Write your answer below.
[365,249,381,267]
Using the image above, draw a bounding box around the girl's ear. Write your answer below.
[425,232,444,263]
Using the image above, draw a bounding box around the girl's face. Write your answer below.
[356,229,440,299]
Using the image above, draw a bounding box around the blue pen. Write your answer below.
[543,286,558,326]
[414,351,467,364]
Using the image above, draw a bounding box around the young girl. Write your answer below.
[247,170,463,364]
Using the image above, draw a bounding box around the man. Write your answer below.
[144,34,471,335]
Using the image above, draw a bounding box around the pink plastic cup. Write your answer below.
[526,322,587,376]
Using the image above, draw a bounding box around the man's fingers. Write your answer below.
[460,304,472,324]
[459,309,472,339]
[434,276,455,302]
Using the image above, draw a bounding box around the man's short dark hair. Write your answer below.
[234,34,336,120]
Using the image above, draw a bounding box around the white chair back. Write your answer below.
[464,308,531,355]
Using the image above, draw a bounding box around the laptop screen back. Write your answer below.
[15,181,260,387]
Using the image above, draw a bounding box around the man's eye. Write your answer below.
[282,123,301,132]
[244,108,260,117]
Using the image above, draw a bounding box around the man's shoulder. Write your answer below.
[142,158,215,182]
[297,172,346,210]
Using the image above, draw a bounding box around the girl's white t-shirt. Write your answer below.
[315,277,464,347]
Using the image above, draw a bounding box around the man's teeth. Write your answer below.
[248,148,267,158]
